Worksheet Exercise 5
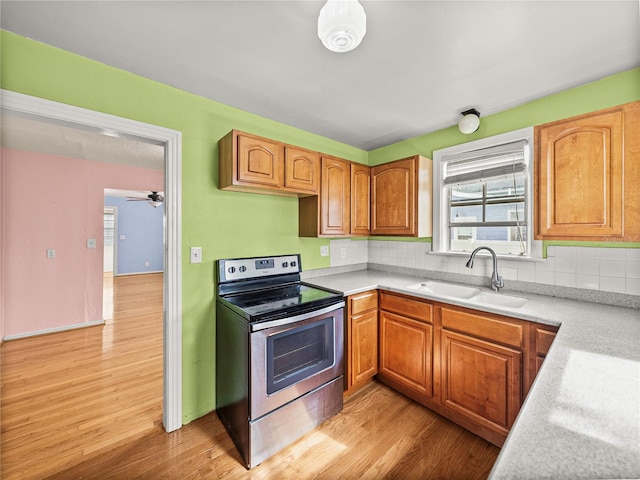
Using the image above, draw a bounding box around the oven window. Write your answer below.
[266,317,335,395]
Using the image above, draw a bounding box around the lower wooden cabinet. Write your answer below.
[378,292,434,402]
[345,291,378,393]
[379,311,433,398]
[342,289,558,447]
[526,323,558,394]
[438,305,526,445]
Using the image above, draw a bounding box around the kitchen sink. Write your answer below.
[406,281,481,299]
[469,292,528,309]
[407,281,528,308]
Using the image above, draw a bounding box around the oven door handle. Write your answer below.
[250,302,345,332]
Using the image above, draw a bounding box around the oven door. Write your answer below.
[249,303,344,420]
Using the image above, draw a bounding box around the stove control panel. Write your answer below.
[219,254,301,282]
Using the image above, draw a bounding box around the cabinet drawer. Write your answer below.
[535,325,558,357]
[441,307,524,349]
[349,290,378,316]
[380,291,432,323]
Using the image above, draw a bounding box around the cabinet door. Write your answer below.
[351,163,371,236]
[237,133,284,188]
[535,109,623,238]
[441,329,521,436]
[351,310,378,387]
[371,157,415,235]
[379,310,433,397]
[320,156,351,236]
[284,146,319,194]
[525,323,558,393]
[346,290,378,392]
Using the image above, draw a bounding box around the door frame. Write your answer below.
[0,89,183,432]
[103,206,118,275]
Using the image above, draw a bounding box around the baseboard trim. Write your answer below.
[114,270,164,277]
[3,319,105,342]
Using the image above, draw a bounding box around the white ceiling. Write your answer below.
[1,110,166,170]
[1,1,639,151]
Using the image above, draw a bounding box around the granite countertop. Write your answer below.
[305,269,640,480]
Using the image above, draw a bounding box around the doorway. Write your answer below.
[0,89,182,432]
[103,206,117,321]
[104,207,117,275]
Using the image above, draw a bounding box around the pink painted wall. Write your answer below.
[1,147,164,339]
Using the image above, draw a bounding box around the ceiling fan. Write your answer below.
[126,191,164,207]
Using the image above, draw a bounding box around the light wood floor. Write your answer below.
[1,273,164,480]
[1,273,499,479]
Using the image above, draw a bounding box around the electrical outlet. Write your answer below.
[340,247,347,258]
[320,246,329,257]
[190,247,202,264]
[47,249,56,259]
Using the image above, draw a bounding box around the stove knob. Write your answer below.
[282,262,288,268]
[227,266,236,274]
[291,261,297,267]
[239,266,247,272]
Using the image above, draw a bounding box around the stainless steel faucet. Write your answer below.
[466,246,504,292]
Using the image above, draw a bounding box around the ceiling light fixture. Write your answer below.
[458,108,481,134]
[318,0,366,53]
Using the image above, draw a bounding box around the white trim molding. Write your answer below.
[0,89,183,432]
[3,319,106,341]
[432,127,537,260]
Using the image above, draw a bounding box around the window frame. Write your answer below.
[432,127,536,258]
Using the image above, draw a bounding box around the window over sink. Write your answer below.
[432,127,538,258]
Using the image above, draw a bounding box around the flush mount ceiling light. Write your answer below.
[458,108,481,134]
[318,0,367,53]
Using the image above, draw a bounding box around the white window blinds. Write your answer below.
[442,140,528,186]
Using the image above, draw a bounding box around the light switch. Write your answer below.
[87,238,97,249]
[190,247,202,264]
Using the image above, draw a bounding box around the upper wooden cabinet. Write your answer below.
[351,163,371,236]
[219,130,319,196]
[299,156,370,237]
[321,156,351,236]
[371,155,432,237]
[535,101,640,241]
[283,146,320,195]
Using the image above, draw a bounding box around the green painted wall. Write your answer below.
[369,67,640,165]
[2,30,639,424]
[0,30,366,423]
[369,67,640,250]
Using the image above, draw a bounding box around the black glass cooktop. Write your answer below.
[219,283,342,321]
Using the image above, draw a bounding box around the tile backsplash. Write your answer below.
[327,239,639,297]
